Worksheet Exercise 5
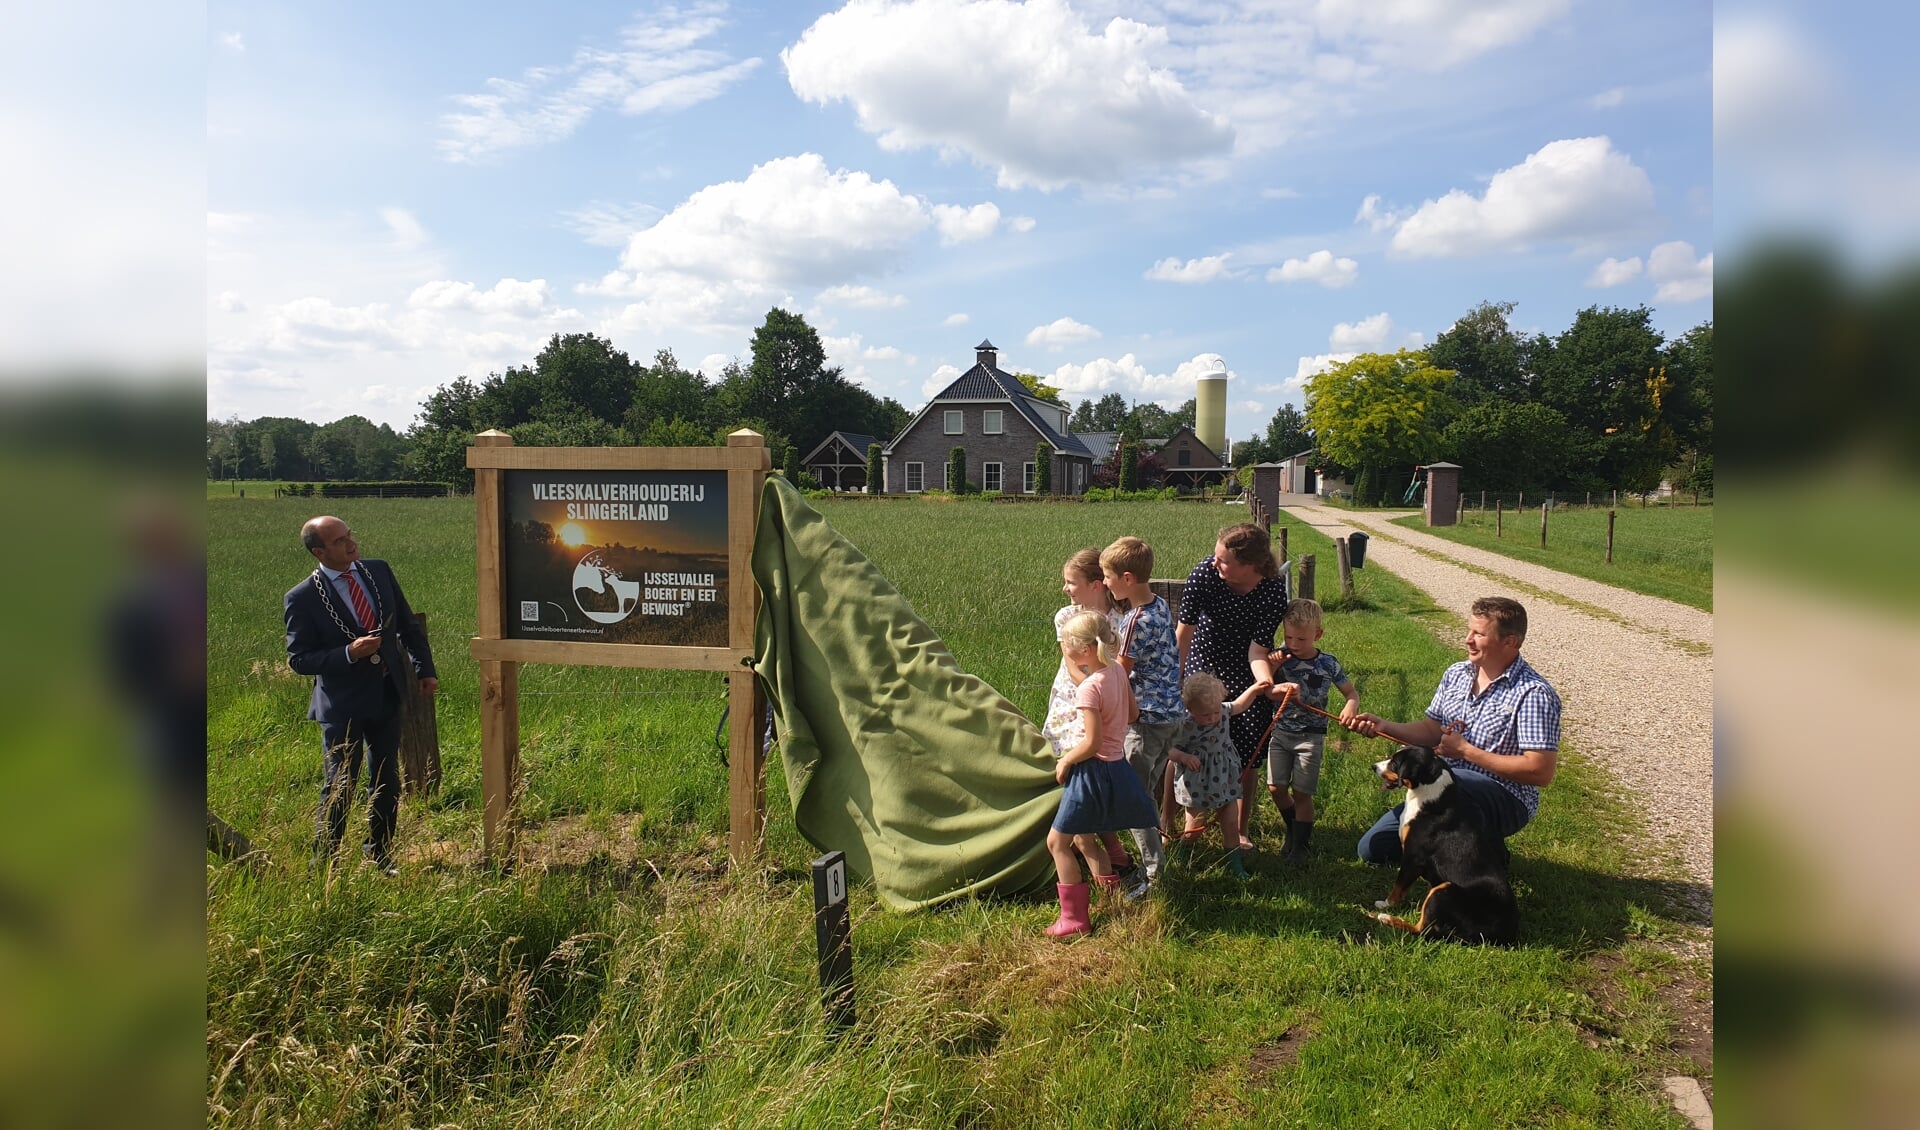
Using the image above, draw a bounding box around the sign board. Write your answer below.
[813,850,854,1029]
[502,469,729,646]
[467,431,770,862]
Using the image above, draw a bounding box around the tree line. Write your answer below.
[1302,302,1712,505]
[208,309,910,491]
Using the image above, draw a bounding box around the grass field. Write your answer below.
[1392,504,1714,611]
[208,496,1707,1128]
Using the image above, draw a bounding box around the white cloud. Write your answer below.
[1311,0,1570,70]
[1026,317,1102,348]
[1355,194,1402,233]
[943,312,970,327]
[1586,256,1643,287]
[1293,352,1356,383]
[215,290,246,313]
[698,352,734,377]
[1044,352,1217,406]
[784,0,1233,189]
[585,153,935,333]
[439,4,762,162]
[1714,15,1835,153]
[1267,249,1359,288]
[1590,86,1627,109]
[380,207,429,250]
[1388,136,1657,257]
[220,32,244,52]
[1648,240,1712,302]
[922,362,962,398]
[1328,312,1395,351]
[1144,252,1235,283]
[1261,187,1302,200]
[1007,215,1037,233]
[931,201,1001,243]
[818,284,907,309]
[560,200,665,247]
[408,277,552,316]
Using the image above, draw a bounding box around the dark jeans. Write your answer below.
[316,711,403,865]
[1356,771,1531,865]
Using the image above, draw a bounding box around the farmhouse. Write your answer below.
[882,341,1096,495]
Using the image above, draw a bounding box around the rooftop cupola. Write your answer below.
[975,339,998,370]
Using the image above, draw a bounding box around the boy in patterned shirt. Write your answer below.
[1101,536,1186,887]
[1265,599,1359,866]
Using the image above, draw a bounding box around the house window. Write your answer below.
[984,462,1002,492]
[905,462,924,493]
[1178,449,1191,466]
[944,410,964,435]
[983,409,1003,435]
[1023,461,1036,493]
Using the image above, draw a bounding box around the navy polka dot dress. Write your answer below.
[1179,557,1290,771]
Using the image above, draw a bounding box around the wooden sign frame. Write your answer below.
[467,428,771,863]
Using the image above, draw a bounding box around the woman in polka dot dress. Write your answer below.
[1176,523,1289,852]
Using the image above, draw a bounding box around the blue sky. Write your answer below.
[208,0,1713,446]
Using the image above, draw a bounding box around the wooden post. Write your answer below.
[1540,501,1549,548]
[1586,491,1591,508]
[1335,536,1354,598]
[1277,526,1289,570]
[1612,489,1618,508]
[1496,499,1503,538]
[398,611,441,795]
[1299,553,1316,601]
[1457,492,1465,525]
[472,429,517,860]
[727,429,770,865]
[1480,489,1486,511]
[1518,489,1523,510]
[1607,509,1616,564]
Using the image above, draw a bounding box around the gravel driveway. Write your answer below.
[1282,503,1713,923]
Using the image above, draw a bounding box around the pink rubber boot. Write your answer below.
[1044,883,1092,938]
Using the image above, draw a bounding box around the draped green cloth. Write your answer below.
[751,478,1059,910]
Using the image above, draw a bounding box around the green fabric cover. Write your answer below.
[751,477,1059,910]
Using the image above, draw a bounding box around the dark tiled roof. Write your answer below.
[802,430,881,465]
[920,363,1092,456]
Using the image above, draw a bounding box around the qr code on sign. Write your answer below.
[520,601,539,621]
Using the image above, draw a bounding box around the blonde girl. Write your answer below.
[1041,548,1137,879]
[1043,611,1160,937]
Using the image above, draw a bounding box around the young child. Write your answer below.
[1265,598,1360,866]
[1101,536,1187,887]
[1167,673,1264,879]
[1044,611,1159,937]
[1041,548,1137,880]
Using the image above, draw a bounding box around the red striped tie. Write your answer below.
[345,567,376,630]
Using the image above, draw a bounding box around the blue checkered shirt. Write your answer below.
[1424,655,1560,817]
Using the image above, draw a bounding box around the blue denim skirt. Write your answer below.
[1053,756,1160,834]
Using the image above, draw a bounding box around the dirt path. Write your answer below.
[1282,504,1713,923]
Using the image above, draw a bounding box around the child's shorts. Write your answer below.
[1266,730,1325,794]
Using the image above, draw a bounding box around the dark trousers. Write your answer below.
[1357,771,1531,865]
[316,711,403,864]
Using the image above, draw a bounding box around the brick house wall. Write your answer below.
[888,403,1056,493]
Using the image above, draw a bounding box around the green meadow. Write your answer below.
[1395,503,1714,611]
[208,494,1706,1128]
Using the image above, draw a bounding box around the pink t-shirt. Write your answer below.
[1074,666,1132,762]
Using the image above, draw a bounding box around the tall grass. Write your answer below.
[209,497,1704,1128]
[1392,505,1713,611]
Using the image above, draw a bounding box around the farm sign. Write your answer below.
[467,430,771,862]
[503,469,728,647]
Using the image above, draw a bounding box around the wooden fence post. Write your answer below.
[1299,553,1316,601]
[1335,536,1354,598]
[1278,526,1289,571]
[1518,489,1523,510]
[1496,499,1503,538]
[399,611,441,795]
[1540,501,1549,548]
[1480,489,1486,511]
[1607,509,1616,564]
[1457,492,1465,524]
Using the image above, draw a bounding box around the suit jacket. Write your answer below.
[284,558,437,723]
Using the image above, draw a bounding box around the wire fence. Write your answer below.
[1447,497,1712,574]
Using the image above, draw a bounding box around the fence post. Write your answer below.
[1278,526,1289,571]
[1496,499,1503,538]
[1586,491,1591,508]
[1540,501,1549,548]
[1612,489,1618,509]
[1607,509,1616,564]
[1335,536,1354,598]
[1481,489,1486,511]
[1457,492,1465,524]
[1299,553,1316,601]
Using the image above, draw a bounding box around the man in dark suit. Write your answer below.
[285,515,438,873]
